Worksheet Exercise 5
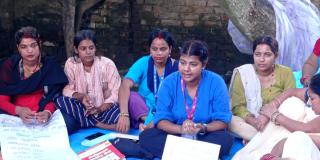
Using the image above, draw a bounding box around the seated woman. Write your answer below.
[229,35,295,141]
[259,73,320,160]
[139,40,234,159]
[0,26,68,159]
[117,28,178,133]
[301,38,320,87]
[233,74,320,160]
[0,26,67,124]
[55,30,147,133]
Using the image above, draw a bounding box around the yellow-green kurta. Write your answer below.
[231,64,295,118]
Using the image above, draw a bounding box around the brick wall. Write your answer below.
[88,0,251,77]
[1,0,320,79]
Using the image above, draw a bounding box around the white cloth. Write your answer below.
[282,131,320,160]
[232,97,320,160]
[229,64,262,117]
[228,0,320,71]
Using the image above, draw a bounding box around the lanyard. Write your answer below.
[153,65,165,99]
[181,79,199,120]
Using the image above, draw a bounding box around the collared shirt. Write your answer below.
[154,70,232,126]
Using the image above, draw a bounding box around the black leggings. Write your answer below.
[139,128,234,158]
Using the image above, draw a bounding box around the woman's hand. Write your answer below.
[82,95,98,116]
[245,115,260,130]
[36,110,51,124]
[82,95,94,110]
[260,103,278,118]
[181,119,201,135]
[98,103,113,112]
[15,106,36,124]
[139,121,154,131]
[85,103,113,117]
[116,115,130,133]
[256,114,269,131]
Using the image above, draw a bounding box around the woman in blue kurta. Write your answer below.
[139,40,234,158]
[117,29,178,133]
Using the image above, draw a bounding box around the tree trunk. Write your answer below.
[217,0,276,41]
[75,0,105,32]
[62,0,76,58]
[62,0,105,58]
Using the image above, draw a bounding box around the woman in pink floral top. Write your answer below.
[55,30,148,133]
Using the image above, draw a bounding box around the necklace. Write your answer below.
[19,59,40,79]
[24,63,39,74]
[256,65,275,89]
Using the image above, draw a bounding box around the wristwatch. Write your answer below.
[198,123,207,135]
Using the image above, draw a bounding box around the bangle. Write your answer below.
[44,110,52,117]
[119,112,129,117]
[273,113,281,125]
[270,111,281,125]
[198,123,207,135]
[270,111,279,121]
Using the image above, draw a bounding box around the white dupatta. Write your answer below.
[229,64,262,117]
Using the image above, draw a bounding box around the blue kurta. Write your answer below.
[154,70,232,126]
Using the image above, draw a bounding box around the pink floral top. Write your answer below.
[63,56,121,107]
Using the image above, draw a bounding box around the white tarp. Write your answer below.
[0,110,79,160]
[228,0,320,71]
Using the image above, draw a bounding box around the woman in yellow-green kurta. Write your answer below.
[229,36,295,141]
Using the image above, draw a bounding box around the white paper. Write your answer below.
[162,135,221,160]
[0,110,79,160]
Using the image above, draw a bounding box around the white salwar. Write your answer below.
[228,64,262,140]
[232,97,320,160]
[282,131,320,160]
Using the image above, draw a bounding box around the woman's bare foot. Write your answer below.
[96,122,116,130]
[139,121,154,131]
[242,139,249,145]
[260,153,281,160]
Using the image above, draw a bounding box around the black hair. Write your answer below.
[179,40,209,63]
[148,28,175,48]
[310,73,320,96]
[15,26,41,46]
[74,29,97,48]
[252,35,278,54]
[73,29,98,60]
